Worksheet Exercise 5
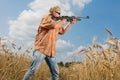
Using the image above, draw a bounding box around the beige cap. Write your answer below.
[49,6,61,13]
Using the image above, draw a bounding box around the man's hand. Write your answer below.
[61,18,67,24]
[70,18,78,24]
[49,20,56,27]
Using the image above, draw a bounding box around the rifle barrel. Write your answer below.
[79,16,90,19]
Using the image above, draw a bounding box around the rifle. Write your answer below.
[52,16,90,22]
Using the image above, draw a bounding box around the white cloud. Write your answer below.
[67,46,85,55]
[72,0,92,7]
[63,46,85,62]
[56,39,74,62]
[57,39,74,53]
[8,0,92,41]
[56,44,86,62]
[102,44,109,49]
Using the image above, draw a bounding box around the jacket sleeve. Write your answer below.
[39,15,55,29]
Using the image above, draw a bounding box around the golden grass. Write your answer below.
[1,30,120,80]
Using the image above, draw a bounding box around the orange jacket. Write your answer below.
[34,14,65,57]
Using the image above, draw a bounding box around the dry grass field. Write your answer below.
[0,29,120,80]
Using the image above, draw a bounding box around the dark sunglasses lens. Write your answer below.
[56,11,60,15]
[58,12,60,15]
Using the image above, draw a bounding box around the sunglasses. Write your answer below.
[55,11,61,15]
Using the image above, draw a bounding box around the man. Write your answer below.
[23,6,77,80]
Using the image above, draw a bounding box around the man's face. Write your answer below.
[53,11,60,17]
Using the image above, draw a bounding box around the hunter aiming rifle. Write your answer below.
[52,16,90,22]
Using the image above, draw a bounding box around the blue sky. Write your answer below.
[0,0,31,36]
[0,0,120,61]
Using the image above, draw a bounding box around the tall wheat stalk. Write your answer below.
[1,28,120,80]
